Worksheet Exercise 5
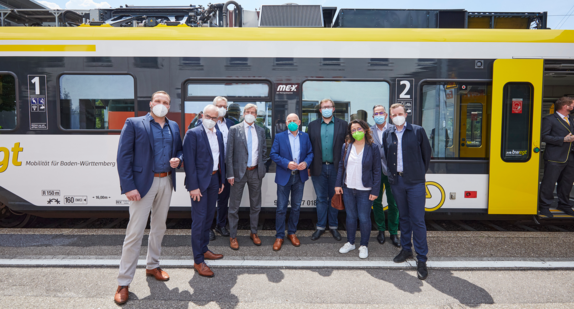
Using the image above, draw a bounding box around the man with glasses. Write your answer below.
[371,105,400,247]
[308,99,348,241]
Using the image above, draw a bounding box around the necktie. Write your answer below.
[247,126,253,167]
[565,116,570,125]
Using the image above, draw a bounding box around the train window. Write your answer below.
[501,83,532,162]
[59,75,135,130]
[301,81,390,132]
[421,83,490,159]
[0,74,17,130]
[187,83,269,98]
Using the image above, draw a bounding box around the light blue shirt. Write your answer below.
[396,124,406,173]
[288,131,300,164]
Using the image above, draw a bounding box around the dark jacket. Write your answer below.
[308,117,348,177]
[335,142,382,196]
[382,123,431,185]
[270,130,314,186]
[541,113,574,163]
[116,115,183,198]
[182,125,226,192]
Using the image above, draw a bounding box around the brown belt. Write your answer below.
[212,170,218,175]
[246,165,258,171]
[154,171,171,178]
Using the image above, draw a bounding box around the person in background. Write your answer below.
[307,98,348,241]
[370,105,400,247]
[270,113,314,251]
[335,119,381,259]
[382,103,432,280]
[115,91,183,305]
[183,104,226,277]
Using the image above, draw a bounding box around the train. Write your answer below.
[0,3,573,226]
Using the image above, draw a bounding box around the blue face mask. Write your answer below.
[374,115,386,125]
[321,109,333,118]
[287,122,298,132]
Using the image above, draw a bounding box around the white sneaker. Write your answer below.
[359,246,369,259]
[339,242,356,254]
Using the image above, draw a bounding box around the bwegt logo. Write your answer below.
[0,143,23,173]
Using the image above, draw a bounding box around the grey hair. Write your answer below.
[213,96,228,106]
[203,104,219,114]
[244,103,258,113]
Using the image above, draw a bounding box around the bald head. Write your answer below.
[286,113,299,122]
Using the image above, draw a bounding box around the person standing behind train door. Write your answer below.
[183,104,226,277]
[115,91,183,305]
[196,96,237,241]
[270,113,314,251]
[382,103,431,280]
[370,105,401,247]
[539,96,574,218]
[226,104,268,250]
[308,99,348,241]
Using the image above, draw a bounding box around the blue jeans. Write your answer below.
[311,163,339,230]
[391,176,428,262]
[276,173,305,239]
[343,187,372,247]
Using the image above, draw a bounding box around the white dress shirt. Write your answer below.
[205,127,220,172]
[557,111,570,124]
[396,124,406,173]
[244,121,259,167]
[345,144,371,191]
[217,118,229,153]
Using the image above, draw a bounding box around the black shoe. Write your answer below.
[557,206,574,216]
[376,231,386,244]
[311,229,325,241]
[417,261,428,280]
[329,229,342,241]
[209,229,216,241]
[393,249,413,263]
[390,234,401,248]
[215,226,230,237]
[539,208,553,218]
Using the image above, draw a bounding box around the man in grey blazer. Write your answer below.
[226,104,268,250]
[371,105,400,247]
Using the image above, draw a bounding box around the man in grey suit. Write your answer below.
[226,104,268,250]
[371,105,400,247]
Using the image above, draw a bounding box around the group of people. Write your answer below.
[113,91,432,305]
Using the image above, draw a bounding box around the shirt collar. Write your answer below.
[557,111,569,119]
[321,117,334,124]
[244,121,254,129]
[147,113,170,124]
[396,123,407,133]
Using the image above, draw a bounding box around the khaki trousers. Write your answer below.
[117,176,172,286]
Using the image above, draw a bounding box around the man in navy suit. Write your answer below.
[196,96,237,240]
[115,91,183,305]
[183,104,226,277]
[270,113,313,251]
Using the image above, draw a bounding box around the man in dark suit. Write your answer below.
[115,91,183,305]
[382,103,431,280]
[196,96,238,240]
[183,104,226,277]
[307,99,348,241]
[270,113,314,250]
[539,96,574,218]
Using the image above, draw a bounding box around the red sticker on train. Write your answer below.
[512,99,522,114]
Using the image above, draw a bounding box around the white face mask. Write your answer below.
[392,115,406,126]
[244,114,256,124]
[218,107,227,117]
[203,118,216,130]
[152,104,168,118]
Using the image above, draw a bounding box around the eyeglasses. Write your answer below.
[322,106,334,109]
[373,112,386,116]
[350,127,364,133]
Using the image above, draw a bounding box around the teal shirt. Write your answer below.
[321,118,335,163]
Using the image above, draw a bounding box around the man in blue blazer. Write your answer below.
[183,104,226,278]
[115,91,183,305]
[196,96,238,240]
[270,113,313,251]
[382,103,432,281]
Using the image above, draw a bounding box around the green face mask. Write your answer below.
[352,131,365,141]
[288,122,298,132]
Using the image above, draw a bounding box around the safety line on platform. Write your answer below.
[0,259,573,269]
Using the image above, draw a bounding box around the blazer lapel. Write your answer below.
[332,118,340,146]
[200,125,214,166]
[371,124,381,146]
[556,114,572,133]
[239,122,248,151]
[285,132,293,161]
[142,117,154,151]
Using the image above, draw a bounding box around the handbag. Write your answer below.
[331,142,350,211]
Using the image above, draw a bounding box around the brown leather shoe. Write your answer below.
[230,237,239,250]
[204,250,224,260]
[194,262,214,277]
[250,233,262,246]
[114,285,129,305]
[146,267,170,281]
[287,234,301,247]
[273,238,284,251]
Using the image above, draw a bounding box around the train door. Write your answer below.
[488,59,543,214]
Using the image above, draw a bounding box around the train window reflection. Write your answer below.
[187,83,269,98]
[0,74,17,130]
[301,81,390,132]
[59,75,135,130]
[501,83,532,162]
